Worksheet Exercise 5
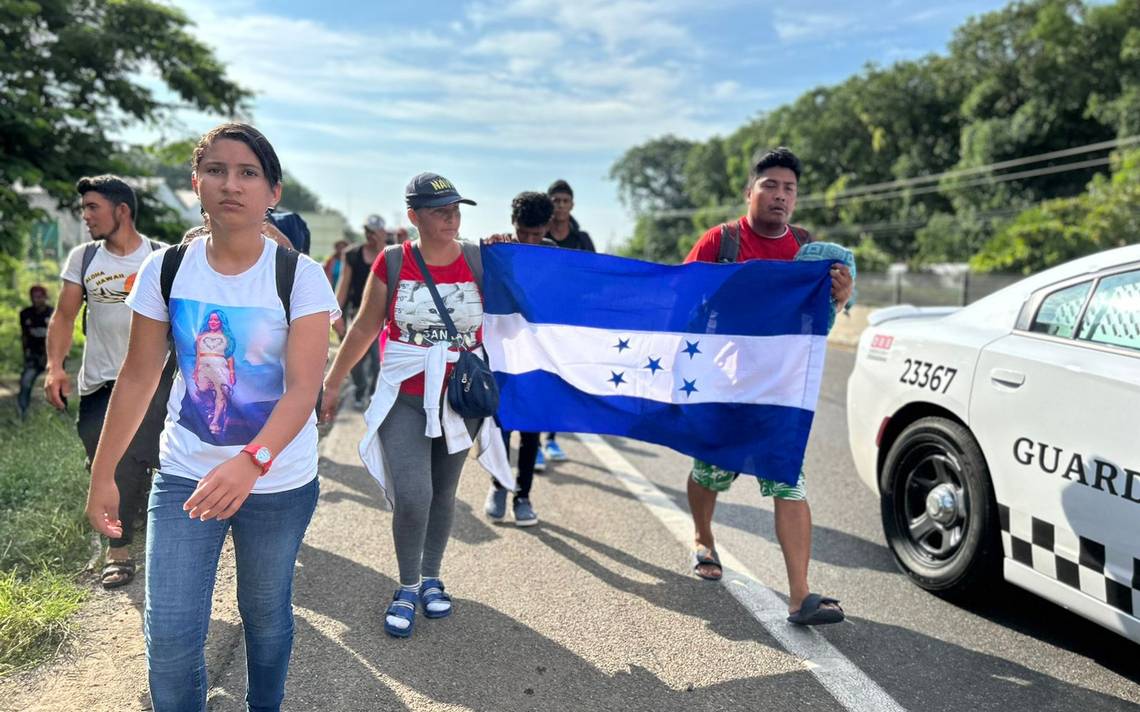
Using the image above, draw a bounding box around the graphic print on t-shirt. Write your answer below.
[392,279,482,347]
[84,269,139,303]
[169,298,284,446]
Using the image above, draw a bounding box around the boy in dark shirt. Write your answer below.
[18,285,53,418]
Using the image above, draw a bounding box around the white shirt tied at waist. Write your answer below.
[359,339,514,506]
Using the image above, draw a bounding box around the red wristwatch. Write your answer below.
[241,444,274,476]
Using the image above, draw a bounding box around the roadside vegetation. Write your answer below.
[0,404,91,675]
[611,0,1140,273]
[0,257,92,676]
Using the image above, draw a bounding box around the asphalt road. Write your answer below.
[606,347,1140,711]
[197,346,1139,711]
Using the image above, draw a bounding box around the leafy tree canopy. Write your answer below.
[609,0,1140,269]
[0,0,248,256]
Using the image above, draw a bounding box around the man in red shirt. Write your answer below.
[684,147,853,626]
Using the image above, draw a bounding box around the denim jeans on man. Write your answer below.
[145,473,318,712]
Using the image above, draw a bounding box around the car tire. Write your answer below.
[880,416,1001,597]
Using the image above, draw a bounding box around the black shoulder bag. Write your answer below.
[410,244,499,420]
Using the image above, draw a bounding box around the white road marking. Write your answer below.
[576,433,907,712]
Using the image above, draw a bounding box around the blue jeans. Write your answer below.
[144,473,319,712]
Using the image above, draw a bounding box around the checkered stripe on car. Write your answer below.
[999,504,1139,616]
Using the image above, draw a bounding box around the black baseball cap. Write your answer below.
[405,172,476,209]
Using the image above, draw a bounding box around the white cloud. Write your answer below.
[711,80,741,99]
[467,30,564,58]
[773,10,855,42]
[165,0,728,156]
[468,0,702,53]
[151,0,783,245]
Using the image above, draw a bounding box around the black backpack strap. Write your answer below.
[160,243,189,307]
[79,241,101,301]
[458,241,483,288]
[383,243,404,319]
[409,245,460,343]
[717,223,740,263]
[79,241,102,334]
[790,225,814,248]
[275,244,300,323]
[148,239,164,252]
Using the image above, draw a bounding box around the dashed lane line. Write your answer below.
[576,433,907,712]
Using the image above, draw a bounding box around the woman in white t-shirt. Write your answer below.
[85,123,339,712]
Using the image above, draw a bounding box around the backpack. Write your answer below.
[158,240,300,320]
[383,240,483,318]
[79,238,165,334]
[716,222,813,264]
[158,239,312,417]
[77,239,163,466]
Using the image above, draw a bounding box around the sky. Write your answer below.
[129,0,1010,252]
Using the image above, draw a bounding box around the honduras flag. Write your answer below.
[481,244,832,486]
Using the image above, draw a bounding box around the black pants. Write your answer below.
[77,381,161,548]
[347,308,380,402]
[17,354,45,414]
[351,337,380,402]
[495,430,540,499]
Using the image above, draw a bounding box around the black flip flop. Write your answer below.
[101,559,136,590]
[692,546,723,581]
[787,593,844,625]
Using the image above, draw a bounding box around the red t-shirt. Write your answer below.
[373,242,484,395]
[684,217,799,265]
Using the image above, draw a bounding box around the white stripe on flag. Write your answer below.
[484,313,828,411]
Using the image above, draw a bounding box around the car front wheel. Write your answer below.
[880,417,1001,597]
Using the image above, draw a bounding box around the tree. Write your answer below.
[0,0,248,258]
[610,135,697,215]
[610,135,700,260]
[943,0,1135,215]
[278,176,323,213]
[611,0,1138,266]
[971,149,1140,273]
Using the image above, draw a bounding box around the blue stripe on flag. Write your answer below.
[495,370,814,485]
[482,243,833,337]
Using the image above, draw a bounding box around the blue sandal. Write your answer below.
[384,588,418,638]
[419,577,453,619]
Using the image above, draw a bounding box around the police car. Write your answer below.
[846,244,1140,644]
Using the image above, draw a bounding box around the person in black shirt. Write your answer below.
[18,285,53,418]
[541,179,596,463]
[334,215,387,409]
[545,179,596,252]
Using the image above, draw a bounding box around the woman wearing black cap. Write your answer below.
[321,172,513,639]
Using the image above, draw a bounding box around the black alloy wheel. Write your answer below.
[880,417,1001,596]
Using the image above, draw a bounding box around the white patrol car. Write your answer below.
[847,244,1140,644]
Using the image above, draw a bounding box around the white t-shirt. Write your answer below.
[126,237,340,493]
[61,238,159,395]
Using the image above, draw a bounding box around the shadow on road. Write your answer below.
[198,537,1138,712]
[277,541,837,712]
[827,614,1138,711]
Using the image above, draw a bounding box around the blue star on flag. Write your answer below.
[679,379,698,397]
[608,371,627,387]
[645,357,663,374]
[682,340,702,359]
[614,338,631,353]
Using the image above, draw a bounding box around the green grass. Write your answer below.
[0,571,85,676]
[0,403,91,676]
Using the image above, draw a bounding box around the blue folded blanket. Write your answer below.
[794,241,857,330]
